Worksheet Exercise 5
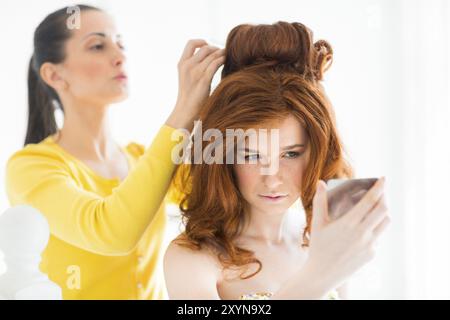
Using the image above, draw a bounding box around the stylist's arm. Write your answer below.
[6,39,224,256]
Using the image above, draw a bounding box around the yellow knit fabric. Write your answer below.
[5,125,181,300]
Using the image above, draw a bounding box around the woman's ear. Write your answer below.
[39,62,68,92]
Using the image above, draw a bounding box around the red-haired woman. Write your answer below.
[164,22,390,300]
[6,5,224,299]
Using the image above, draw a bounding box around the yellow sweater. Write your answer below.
[5,125,181,300]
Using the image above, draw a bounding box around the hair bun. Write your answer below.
[221,21,333,81]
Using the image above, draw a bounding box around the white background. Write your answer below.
[0,0,449,299]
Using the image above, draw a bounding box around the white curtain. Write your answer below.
[400,0,450,299]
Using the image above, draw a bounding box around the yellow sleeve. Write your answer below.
[6,125,182,256]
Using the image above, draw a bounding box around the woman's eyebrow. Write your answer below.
[238,148,259,153]
[83,32,106,40]
[281,144,305,151]
[238,144,305,153]
[82,32,122,41]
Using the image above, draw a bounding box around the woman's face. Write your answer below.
[58,10,128,105]
[234,115,310,216]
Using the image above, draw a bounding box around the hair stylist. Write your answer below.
[5,5,225,299]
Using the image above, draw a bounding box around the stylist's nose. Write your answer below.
[112,46,126,67]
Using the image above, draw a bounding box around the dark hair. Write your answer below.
[25,4,101,145]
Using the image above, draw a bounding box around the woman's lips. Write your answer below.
[114,73,128,81]
[258,194,288,202]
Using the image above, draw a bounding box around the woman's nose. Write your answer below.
[112,47,126,67]
[262,171,283,189]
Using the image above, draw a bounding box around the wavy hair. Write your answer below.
[173,21,353,279]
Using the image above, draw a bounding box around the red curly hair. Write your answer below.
[173,21,353,279]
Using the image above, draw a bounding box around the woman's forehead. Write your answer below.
[71,10,118,41]
[247,116,306,139]
[242,116,307,151]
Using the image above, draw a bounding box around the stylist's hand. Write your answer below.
[166,39,225,130]
[304,177,390,292]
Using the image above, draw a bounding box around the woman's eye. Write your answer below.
[90,44,104,51]
[244,154,260,161]
[283,151,301,159]
[117,43,125,50]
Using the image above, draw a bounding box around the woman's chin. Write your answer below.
[253,203,291,216]
[108,90,129,103]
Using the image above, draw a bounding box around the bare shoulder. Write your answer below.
[163,235,222,299]
[164,236,221,276]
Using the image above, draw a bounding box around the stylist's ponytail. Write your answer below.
[24,4,100,146]
[25,56,58,145]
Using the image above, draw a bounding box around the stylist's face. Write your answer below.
[60,10,128,105]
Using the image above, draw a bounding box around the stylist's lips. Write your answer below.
[114,72,128,81]
[259,193,288,202]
